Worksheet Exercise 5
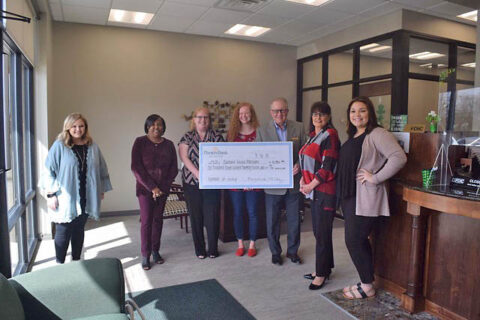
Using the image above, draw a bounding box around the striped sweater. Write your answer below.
[299,126,340,210]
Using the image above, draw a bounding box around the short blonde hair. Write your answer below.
[57,113,93,147]
[190,106,212,131]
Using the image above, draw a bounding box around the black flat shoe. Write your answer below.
[309,276,328,290]
[304,273,315,280]
[152,251,165,264]
[272,255,283,266]
[142,256,151,270]
[286,253,302,264]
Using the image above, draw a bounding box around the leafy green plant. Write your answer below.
[426,110,440,123]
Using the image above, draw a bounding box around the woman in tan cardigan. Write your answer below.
[337,96,407,299]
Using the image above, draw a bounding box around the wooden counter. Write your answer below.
[373,133,480,320]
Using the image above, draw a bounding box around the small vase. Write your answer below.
[429,122,437,133]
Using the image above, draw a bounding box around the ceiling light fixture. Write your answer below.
[420,63,432,68]
[369,45,391,53]
[225,24,270,37]
[461,62,476,68]
[285,0,332,6]
[457,10,477,22]
[360,43,379,51]
[108,9,154,25]
[409,51,445,60]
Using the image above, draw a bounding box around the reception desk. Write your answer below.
[373,133,480,320]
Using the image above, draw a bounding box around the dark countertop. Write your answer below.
[396,179,480,202]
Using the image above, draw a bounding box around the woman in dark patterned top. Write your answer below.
[299,102,340,290]
[179,107,225,259]
[227,102,261,258]
[132,114,178,270]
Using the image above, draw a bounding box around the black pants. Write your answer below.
[54,214,88,264]
[311,198,334,277]
[183,183,220,257]
[342,196,377,284]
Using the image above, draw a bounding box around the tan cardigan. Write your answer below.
[355,127,407,217]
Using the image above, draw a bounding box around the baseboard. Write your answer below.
[374,275,405,299]
[425,300,468,320]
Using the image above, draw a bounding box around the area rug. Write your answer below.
[127,279,255,320]
[322,288,438,319]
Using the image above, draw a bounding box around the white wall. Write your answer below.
[50,22,297,213]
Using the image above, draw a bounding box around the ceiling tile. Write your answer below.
[259,29,295,43]
[199,8,250,24]
[258,1,315,19]
[186,20,233,36]
[321,0,387,14]
[149,14,195,32]
[164,0,217,6]
[111,0,164,13]
[427,1,474,17]
[275,20,326,37]
[158,2,210,19]
[49,2,64,20]
[63,4,109,24]
[240,13,292,28]
[61,0,111,9]
[359,2,403,17]
[300,8,353,26]
[107,21,149,29]
[390,0,444,9]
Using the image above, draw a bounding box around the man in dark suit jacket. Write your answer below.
[256,97,306,265]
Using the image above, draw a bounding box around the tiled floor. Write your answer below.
[32,214,359,319]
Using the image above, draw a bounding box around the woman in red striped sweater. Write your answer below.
[299,101,340,290]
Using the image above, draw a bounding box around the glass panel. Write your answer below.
[303,58,322,88]
[302,89,322,132]
[408,79,448,130]
[328,85,352,144]
[359,79,392,129]
[329,50,353,84]
[26,202,35,249]
[451,86,477,132]
[10,223,20,275]
[22,65,32,192]
[359,39,392,78]
[457,46,475,82]
[409,38,449,76]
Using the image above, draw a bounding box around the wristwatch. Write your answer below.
[47,193,57,198]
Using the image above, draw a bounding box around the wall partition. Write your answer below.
[297,30,476,139]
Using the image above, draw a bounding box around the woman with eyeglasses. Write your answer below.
[299,102,340,290]
[179,107,225,259]
[131,114,178,270]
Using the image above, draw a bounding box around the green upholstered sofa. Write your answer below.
[0,258,130,320]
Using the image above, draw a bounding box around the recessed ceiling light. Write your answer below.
[225,24,270,37]
[409,51,445,60]
[457,10,477,22]
[360,43,379,51]
[285,0,332,6]
[420,63,433,68]
[369,45,391,53]
[461,62,476,68]
[108,9,154,25]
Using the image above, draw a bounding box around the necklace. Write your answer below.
[73,145,86,171]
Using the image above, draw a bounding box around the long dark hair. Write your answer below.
[346,96,379,139]
[309,101,334,133]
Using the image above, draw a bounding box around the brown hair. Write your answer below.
[308,101,333,133]
[57,113,93,147]
[346,96,380,139]
[227,102,259,142]
[190,106,211,131]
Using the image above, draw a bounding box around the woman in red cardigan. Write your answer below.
[299,102,340,290]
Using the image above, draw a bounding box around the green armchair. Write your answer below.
[0,258,132,320]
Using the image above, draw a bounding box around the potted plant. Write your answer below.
[426,110,440,133]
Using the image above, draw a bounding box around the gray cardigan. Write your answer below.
[256,119,306,195]
[355,127,407,217]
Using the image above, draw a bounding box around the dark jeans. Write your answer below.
[342,196,378,284]
[311,197,335,277]
[265,191,301,256]
[138,194,167,257]
[54,214,89,264]
[183,183,220,257]
[229,190,260,241]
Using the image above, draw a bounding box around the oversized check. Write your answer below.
[199,142,293,189]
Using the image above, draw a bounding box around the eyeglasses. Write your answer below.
[312,112,328,118]
[271,109,288,115]
[195,116,209,120]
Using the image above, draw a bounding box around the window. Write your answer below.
[359,39,392,79]
[329,50,353,84]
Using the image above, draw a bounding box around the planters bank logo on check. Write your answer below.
[203,147,227,157]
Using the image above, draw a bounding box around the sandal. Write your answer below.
[197,255,206,259]
[343,283,375,299]
[141,256,151,270]
[342,282,361,294]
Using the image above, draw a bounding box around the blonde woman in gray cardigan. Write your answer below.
[337,96,406,299]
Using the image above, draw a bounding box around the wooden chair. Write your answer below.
[163,184,189,233]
